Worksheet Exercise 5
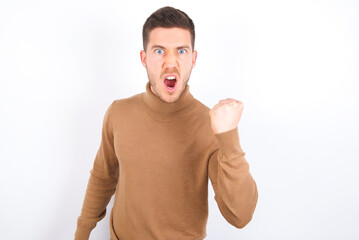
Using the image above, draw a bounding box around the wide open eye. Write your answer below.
[178,49,187,54]
[155,49,164,54]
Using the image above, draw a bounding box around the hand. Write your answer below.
[209,98,244,134]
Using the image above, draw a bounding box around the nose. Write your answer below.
[163,50,178,68]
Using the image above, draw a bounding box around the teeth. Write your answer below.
[165,76,176,80]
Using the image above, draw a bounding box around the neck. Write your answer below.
[142,81,194,118]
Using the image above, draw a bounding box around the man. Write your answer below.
[75,6,258,240]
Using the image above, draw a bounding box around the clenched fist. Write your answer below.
[209,98,244,134]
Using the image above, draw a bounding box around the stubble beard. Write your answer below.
[147,68,193,103]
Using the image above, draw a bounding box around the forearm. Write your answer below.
[209,127,258,228]
[75,167,118,239]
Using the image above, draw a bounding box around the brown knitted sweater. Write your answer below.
[75,82,258,240]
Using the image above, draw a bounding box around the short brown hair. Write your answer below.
[142,6,195,51]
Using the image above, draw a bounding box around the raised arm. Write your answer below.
[208,99,258,228]
[208,128,258,228]
[75,103,119,240]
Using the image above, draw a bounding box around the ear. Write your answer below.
[192,50,198,67]
[140,50,146,67]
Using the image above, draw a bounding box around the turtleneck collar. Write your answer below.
[142,81,194,117]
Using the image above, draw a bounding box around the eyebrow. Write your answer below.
[150,45,191,50]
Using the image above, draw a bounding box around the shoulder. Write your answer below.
[111,92,142,109]
[103,92,143,123]
[189,97,213,133]
[107,92,143,115]
[191,98,220,149]
[191,97,211,118]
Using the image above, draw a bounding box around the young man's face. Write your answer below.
[140,27,197,103]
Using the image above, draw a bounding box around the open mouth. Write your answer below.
[164,76,177,92]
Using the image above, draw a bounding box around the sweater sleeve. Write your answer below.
[75,103,119,240]
[208,127,258,228]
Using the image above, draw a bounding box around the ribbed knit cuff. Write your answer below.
[214,127,243,156]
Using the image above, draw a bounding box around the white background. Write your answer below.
[1,0,358,239]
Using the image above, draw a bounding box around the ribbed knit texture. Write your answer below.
[75,82,258,240]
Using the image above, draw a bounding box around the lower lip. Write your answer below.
[164,81,177,93]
